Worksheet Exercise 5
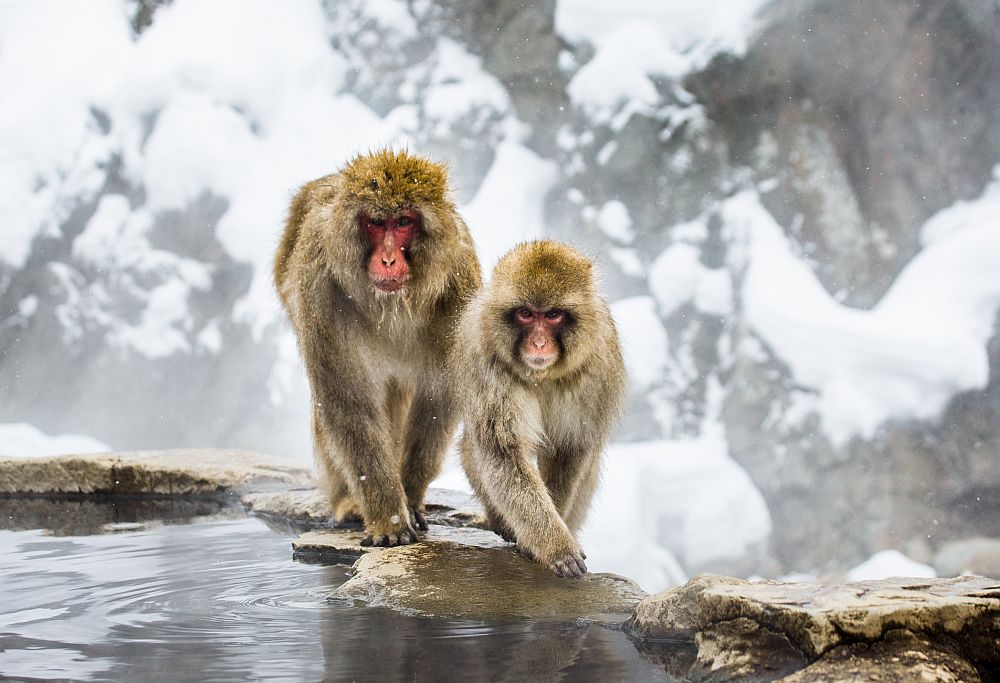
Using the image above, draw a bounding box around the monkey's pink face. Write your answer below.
[513,306,566,370]
[360,210,421,292]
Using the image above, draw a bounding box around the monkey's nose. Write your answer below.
[533,338,546,348]
[382,254,396,266]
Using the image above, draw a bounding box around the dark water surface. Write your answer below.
[0,503,662,682]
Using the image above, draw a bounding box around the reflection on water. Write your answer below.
[0,504,662,681]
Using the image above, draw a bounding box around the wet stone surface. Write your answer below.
[331,540,647,624]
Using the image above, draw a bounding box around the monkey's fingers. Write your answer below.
[398,525,419,545]
[363,533,395,547]
[549,555,588,579]
[363,526,419,547]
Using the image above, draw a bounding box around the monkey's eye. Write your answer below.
[370,217,386,227]
[397,215,413,227]
[544,309,565,322]
[515,308,534,322]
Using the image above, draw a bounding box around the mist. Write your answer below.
[2,0,999,592]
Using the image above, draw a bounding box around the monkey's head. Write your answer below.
[332,149,455,295]
[485,240,599,380]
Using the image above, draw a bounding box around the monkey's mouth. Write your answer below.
[373,278,407,293]
[522,352,557,370]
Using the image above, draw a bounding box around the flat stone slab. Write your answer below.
[0,449,313,496]
[701,575,1000,658]
[627,573,1000,681]
[244,486,485,529]
[292,524,507,564]
[331,539,646,623]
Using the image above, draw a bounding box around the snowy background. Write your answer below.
[2,0,1000,591]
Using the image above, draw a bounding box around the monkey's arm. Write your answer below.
[470,393,588,578]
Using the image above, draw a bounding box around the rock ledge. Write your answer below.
[627,573,1000,682]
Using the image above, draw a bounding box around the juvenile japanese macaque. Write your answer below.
[449,240,626,577]
[274,149,481,547]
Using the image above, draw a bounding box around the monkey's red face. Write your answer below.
[513,306,566,370]
[361,210,421,292]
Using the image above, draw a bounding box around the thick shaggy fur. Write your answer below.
[449,240,626,576]
[275,149,481,544]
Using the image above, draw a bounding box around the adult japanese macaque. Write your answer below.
[449,240,626,578]
[274,149,481,547]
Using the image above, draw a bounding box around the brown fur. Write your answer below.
[275,149,481,546]
[449,240,626,577]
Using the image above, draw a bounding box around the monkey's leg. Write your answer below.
[310,384,417,547]
[400,390,457,531]
[313,407,362,524]
[384,378,414,460]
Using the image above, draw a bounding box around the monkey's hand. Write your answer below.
[408,505,429,532]
[542,546,588,579]
[361,516,419,547]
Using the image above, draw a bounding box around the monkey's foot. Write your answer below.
[408,505,429,532]
[360,516,419,547]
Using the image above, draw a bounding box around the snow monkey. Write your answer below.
[274,149,481,547]
[449,240,626,578]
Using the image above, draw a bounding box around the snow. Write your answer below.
[611,296,669,393]
[422,39,510,128]
[649,243,734,318]
[0,0,401,336]
[733,186,1000,444]
[140,94,256,212]
[608,247,644,277]
[0,423,111,458]
[355,0,419,38]
[111,278,203,359]
[649,244,702,317]
[557,0,768,55]
[559,0,769,121]
[597,200,635,244]
[567,23,689,122]
[847,550,936,581]
[579,432,771,592]
[0,0,129,268]
[129,0,341,129]
[462,141,559,273]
